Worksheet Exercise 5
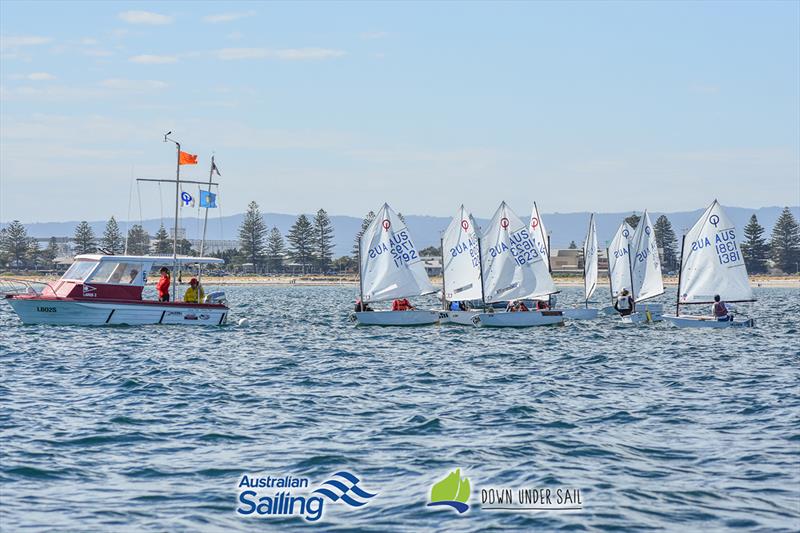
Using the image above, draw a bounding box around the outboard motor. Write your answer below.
[204,291,227,305]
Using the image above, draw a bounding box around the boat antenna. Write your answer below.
[164,131,180,302]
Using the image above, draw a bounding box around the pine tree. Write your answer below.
[741,214,769,274]
[0,228,9,267]
[27,239,41,268]
[313,209,335,272]
[73,221,96,255]
[653,215,678,270]
[126,224,151,255]
[352,211,376,258]
[287,214,314,274]
[153,225,172,254]
[770,207,800,273]
[3,220,30,268]
[101,216,124,255]
[624,213,641,229]
[239,201,267,269]
[41,237,60,266]
[266,226,286,273]
[176,239,194,256]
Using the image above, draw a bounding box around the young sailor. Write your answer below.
[712,294,732,321]
[156,267,171,302]
[392,298,414,311]
[614,288,634,316]
[183,278,205,303]
[354,298,373,312]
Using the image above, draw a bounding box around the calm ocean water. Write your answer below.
[1,285,798,531]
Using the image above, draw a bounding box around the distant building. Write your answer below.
[421,256,442,276]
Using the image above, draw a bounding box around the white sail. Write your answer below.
[480,202,556,303]
[442,205,483,302]
[630,210,664,302]
[678,200,753,304]
[608,222,634,298]
[529,202,550,270]
[359,203,436,302]
[583,213,598,302]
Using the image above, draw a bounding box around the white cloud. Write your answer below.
[129,54,179,64]
[215,47,345,61]
[118,11,172,25]
[100,78,168,90]
[0,35,53,51]
[361,31,388,40]
[9,72,56,81]
[203,11,256,23]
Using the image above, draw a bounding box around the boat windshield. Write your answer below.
[61,261,99,281]
[88,262,143,285]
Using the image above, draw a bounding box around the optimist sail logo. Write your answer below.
[427,469,471,514]
[237,471,376,522]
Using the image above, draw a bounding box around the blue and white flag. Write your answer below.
[180,191,194,207]
[199,190,217,208]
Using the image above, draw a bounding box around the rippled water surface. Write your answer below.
[1,285,799,531]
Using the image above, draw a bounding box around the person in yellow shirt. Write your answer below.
[183,278,205,303]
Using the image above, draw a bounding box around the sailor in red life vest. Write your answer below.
[392,298,414,311]
[712,294,732,321]
[156,267,171,302]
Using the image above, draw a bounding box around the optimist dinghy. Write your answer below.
[471,202,563,328]
[664,200,755,328]
[349,203,439,326]
[438,205,483,325]
[618,211,665,324]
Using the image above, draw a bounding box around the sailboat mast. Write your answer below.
[627,240,635,313]
[357,239,364,308]
[439,236,446,310]
[675,234,686,316]
[477,235,486,310]
[606,246,614,305]
[583,214,591,307]
[163,132,181,302]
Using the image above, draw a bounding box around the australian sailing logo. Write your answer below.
[236,471,376,522]
[427,469,471,513]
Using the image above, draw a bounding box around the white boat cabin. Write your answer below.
[44,254,224,301]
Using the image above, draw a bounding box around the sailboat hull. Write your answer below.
[560,308,600,320]
[349,310,440,326]
[620,311,664,324]
[438,310,480,325]
[473,310,563,328]
[664,315,755,328]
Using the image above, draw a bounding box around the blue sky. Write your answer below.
[1,0,798,223]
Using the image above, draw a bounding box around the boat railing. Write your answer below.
[0,278,57,297]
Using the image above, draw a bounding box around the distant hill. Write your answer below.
[4,206,799,258]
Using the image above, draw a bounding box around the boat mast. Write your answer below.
[439,235,446,310]
[163,132,181,302]
[583,214,591,308]
[675,234,686,316]
[627,240,636,313]
[198,156,217,284]
[477,235,486,311]
[357,237,364,309]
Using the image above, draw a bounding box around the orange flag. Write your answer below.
[179,151,198,165]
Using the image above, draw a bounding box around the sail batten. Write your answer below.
[359,203,436,302]
[677,200,753,305]
[442,205,483,302]
[480,202,556,303]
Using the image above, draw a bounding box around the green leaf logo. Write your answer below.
[428,469,470,513]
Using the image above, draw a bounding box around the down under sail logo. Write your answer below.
[237,471,376,522]
[427,469,471,513]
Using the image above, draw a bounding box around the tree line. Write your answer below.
[1,207,799,274]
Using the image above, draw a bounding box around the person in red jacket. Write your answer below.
[392,298,414,311]
[156,267,171,302]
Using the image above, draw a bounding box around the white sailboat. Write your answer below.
[472,202,563,327]
[623,210,665,323]
[562,214,600,320]
[349,203,439,326]
[439,205,483,325]
[665,200,755,328]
